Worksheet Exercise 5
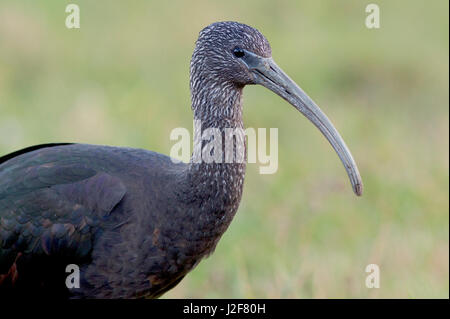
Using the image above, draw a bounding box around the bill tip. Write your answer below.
[354,183,363,196]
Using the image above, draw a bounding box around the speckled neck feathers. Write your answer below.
[184,24,249,236]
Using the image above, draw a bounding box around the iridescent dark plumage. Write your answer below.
[0,21,362,299]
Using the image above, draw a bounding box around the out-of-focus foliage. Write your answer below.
[0,0,447,298]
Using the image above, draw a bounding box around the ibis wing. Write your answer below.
[0,145,127,281]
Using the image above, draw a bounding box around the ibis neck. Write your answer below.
[185,79,246,232]
[191,81,244,128]
[189,77,246,162]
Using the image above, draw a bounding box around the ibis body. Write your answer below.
[0,22,362,298]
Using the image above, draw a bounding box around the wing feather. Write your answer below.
[0,145,127,279]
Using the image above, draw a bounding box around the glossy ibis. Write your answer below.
[0,21,362,298]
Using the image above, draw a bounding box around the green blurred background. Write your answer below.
[0,0,448,298]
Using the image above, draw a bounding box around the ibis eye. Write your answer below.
[232,47,245,58]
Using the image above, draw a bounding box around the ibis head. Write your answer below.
[191,21,362,196]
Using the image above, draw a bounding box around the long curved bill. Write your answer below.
[245,52,363,196]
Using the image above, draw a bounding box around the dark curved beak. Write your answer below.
[243,52,363,196]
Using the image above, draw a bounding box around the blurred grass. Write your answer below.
[0,0,448,298]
